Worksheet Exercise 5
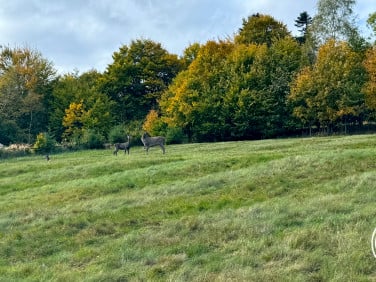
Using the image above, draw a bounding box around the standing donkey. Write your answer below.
[141,132,165,154]
[113,135,131,155]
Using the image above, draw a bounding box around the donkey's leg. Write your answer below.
[160,144,165,154]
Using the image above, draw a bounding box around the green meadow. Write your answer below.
[1,135,376,281]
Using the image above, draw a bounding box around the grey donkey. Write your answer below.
[141,132,165,154]
[113,135,131,155]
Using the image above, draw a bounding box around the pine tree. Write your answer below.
[295,11,312,43]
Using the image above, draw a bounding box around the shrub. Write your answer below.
[0,120,18,145]
[81,130,105,149]
[108,125,126,144]
[109,121,143,146]
[34,133,56,154]
[142,110,167,136]
[166,126,186,144]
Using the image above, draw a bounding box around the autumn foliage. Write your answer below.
[363,47,376,112]
[289,39,366,129]
[1,4,376,145]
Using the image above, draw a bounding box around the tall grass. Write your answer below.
[1,135,376,281]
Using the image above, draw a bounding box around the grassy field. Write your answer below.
[1,135,376,281]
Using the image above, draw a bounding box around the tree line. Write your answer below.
[1,0,376,148]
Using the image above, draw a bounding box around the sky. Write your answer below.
[0,0,374,74]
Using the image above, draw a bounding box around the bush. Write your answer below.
[166,126,186,144]
[109,121,143,146]
[108,125,127,144]
[142,110,167,136]
[81,130,105,149]
[0,120,18,145]
[34,132,56,154]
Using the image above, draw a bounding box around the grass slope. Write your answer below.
[1,135,376,281]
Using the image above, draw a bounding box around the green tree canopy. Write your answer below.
[50,70,113,142]
[289,39,367,130]
[160,40,234,141]
[367,12,376,40]
[235,13,290,46]
[160,37,301,141]
[226,37,301,138]
[99,39,183,123]
[181,43,201,68]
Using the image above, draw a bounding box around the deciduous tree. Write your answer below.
[226,37,301,138]
[289,39,366,130]
[310,0,358,45]
[99,39,183,123]
[160,36,302,140]
[51,70,114,142]
[235,14,290,46]
[62,100,85,142]
[367,12,376,42]
[160,40,234,141]
[0,46,56,144]
[363,47,376,113]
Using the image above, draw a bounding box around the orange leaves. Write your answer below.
[142,109,160,134]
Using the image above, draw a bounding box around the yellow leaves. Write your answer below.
[189,40,234,76]
[5,47,47,91]
[290,67,311,92]
[142,109,159,133]
[363,47,376,110]
[62,100,84,127]
[289,39,366,125]
[142,109,168,135]
[62,100,85,138]
[364,48,376,77]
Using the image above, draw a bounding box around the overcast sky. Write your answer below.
[0,0,374,74]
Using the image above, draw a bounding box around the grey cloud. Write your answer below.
[0,0,372,74]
